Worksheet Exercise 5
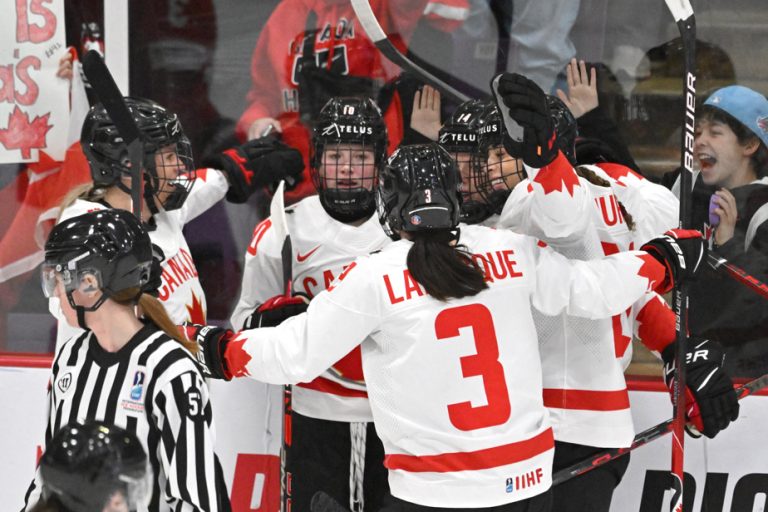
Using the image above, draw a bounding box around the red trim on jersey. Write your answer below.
[543,388,630,411]
[0,353,52,368]
[384,427,553,473]
[636,297,676,352]
[296,376,368,398]
[533,152,580,196]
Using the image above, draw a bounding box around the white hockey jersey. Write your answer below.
[51,168,229,348]
[230,195,390,422]
[498,153,674,448]
[224,225,667,507]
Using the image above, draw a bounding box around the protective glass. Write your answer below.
[40,262,102,299]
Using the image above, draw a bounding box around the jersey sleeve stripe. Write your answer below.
[542,388,630,411]
[384,427,554,473]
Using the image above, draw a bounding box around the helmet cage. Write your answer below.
[82,97,197,213]
[471,106,526,215]
[310,97,388,222]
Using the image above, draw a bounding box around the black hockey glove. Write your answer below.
[182,323,235,381]
[491,72,557,168]
[242,294,310,330]
[142,244,165,297]
[204,137,304,203]
[640,229,706,293]
[661,338,739,438]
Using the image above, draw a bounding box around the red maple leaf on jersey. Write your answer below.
[596,163,643,187]
[533,153,580,196]
[186,292,207,324]
[0,107,52,159]
[636,253,667,293]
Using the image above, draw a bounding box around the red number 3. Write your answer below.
[435,304,511,431]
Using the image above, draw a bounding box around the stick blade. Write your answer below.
[664,0,694,22]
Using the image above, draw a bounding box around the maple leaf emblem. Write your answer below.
[597,163,643,187]
[0,106,52,159]
[186,292,207,324]
[225,335,252,378]
[533,153,580,196]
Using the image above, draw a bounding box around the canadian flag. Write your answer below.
[0,58,92,337]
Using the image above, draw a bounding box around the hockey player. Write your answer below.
[438,99,494,225]
[25,209,231,511]
[51,97,303,345]
[236,0,468,203]
[32,421,148,512]
[187,143,706,512]
[229,97,392,512]
[486,73,739,511]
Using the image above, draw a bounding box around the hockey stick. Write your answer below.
[707,253,768,299]
[350,0,474,104]
[270,180,294,512]
[552,373,768,486]
[664,1,696,509]
[81,50,143,219]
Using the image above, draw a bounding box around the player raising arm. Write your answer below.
[189,143,704,511]
[51,97,303,346]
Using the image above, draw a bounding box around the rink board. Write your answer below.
[1,357,765,512]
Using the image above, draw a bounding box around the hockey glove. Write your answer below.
[182,323,235,380]
[640,229,706,293]
[204,138,304,203]
[661,338,739,438]
[142,244,165,297]
[491,72,557,168]
[242,294,310,330]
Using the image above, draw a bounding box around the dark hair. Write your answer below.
[575,166,636,231]
[700,105,768,178]
[406,229,488,301]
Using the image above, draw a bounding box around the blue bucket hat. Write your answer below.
[704,85,768,147]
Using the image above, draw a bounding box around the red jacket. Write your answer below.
[237,0,468,203]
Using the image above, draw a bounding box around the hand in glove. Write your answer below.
[491,72,557,168]
[142,244,165,297]
[661,338,739,438]
[641,229,706,293]
[182,323,235,380]
[204,137,304,203]
[242,294,310,330]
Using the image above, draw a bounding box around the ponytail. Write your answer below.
[111,288,198,354]
[406,230,488,301]
[57,183,107,222]
[575,165,636,231]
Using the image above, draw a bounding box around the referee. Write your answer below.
[23,209,231,512]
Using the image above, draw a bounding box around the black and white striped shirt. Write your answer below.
[24,323,231,512]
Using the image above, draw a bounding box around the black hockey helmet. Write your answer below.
[377,143,461,240]
[440,100,493,225]
[471,102,526,215]
[42,209,152,326]
[81,97,196,213]
[438,99,485,153]
[310,97,388,223]
[547,94,578,165]
[40,421,149,512]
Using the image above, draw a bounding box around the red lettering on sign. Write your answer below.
[230,453,280,511]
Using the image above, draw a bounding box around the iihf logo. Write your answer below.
[130,370,145,401]
[505,477,515,493]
